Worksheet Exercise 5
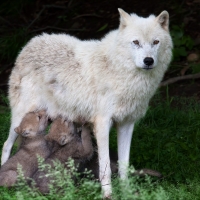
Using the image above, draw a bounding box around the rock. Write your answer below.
[187,53,199,62]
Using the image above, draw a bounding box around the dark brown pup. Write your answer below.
[32,117,93,193]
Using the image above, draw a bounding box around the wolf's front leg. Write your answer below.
[117,121,134,179]
[94,116,112,198]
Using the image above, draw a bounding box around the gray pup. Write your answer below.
[84,150,162,179]
[0,110,50,187]
[32,117,93,193]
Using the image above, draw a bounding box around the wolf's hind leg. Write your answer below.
[1,110,27,165]
[1,124,18,165]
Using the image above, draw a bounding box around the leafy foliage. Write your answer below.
[0,110,10,145]
[190,63,200,74]
[170,25,194,61]
[1,158,199,200]
[4,158,170,200]
[15,158,102,200]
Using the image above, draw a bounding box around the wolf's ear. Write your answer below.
[118,8,131,29]
[156,11,169,31]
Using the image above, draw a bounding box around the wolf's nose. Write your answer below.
[144,57,154,66]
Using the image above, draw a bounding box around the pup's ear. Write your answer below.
[118,8,131,29]
[61,117,67,124]
[38,109,46,115]
[44,134,51,141]
[156,11,169,31]
[58,135,68,146]
[37,110,46,120]
[14,127,21,134]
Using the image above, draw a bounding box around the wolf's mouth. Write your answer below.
[143,66,153,70]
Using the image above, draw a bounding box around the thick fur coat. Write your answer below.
[32,118,93,193]
[0,111,51,187]
[2,8,172,197]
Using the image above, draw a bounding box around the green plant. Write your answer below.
[14,158,170,200]
[0,111,10,148]
[132,95,200,182]
[15,157,102,200]
[190,63,200,74]
[0,90,9,106]
[170,25,194,61]
[161,178,200,200]
[112,166,168,200]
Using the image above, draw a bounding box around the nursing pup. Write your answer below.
[32,118,93,193]
[0,110,50,187]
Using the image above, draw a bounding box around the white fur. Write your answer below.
[1,9,172,197]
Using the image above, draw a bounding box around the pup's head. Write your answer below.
[116,8,173,70]
[14,110,48,138]
[45,117,76,146]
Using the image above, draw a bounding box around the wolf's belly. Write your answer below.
[37,83,95,122]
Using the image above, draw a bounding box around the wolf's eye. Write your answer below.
[153,40,159,45]
[133,40,140,45]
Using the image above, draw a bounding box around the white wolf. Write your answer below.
[1,8,172,197]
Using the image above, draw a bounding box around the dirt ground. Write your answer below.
[0,0,200,104]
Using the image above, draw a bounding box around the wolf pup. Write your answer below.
[0,110,50,187]
[32,117,93,193]
[84,150,162,179]
[2,8,172,197]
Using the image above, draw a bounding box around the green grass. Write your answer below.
[0,93,200,199]
[110,94,200,182]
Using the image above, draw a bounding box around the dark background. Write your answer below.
[0,0,200,104]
